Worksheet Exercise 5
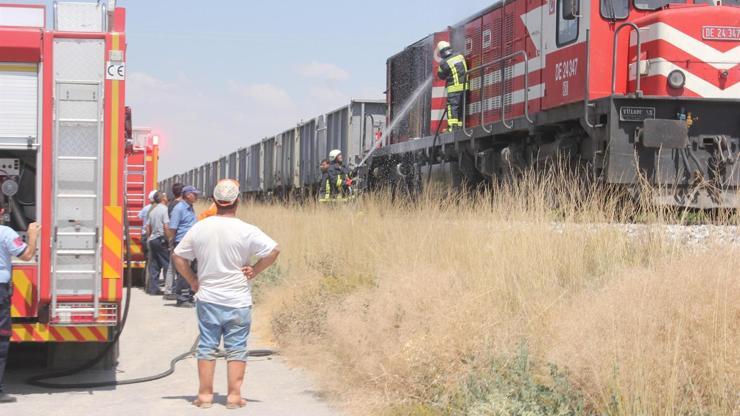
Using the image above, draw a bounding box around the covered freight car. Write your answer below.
[160,99,386,199]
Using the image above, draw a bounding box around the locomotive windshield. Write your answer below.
[634,0,686,10]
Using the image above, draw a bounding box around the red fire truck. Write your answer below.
[1,1,127,358]
[124,121,160,278]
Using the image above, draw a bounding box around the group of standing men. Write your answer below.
[139,183,203,307]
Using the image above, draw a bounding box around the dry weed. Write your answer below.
[231,173,738,415]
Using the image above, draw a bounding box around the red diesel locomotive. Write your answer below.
[380,0,739,207]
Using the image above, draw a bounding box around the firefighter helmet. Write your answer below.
[436,41,452,59]
[329,149,342,161]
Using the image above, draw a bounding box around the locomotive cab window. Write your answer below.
[601,0,629,19]
[557,0,579,46]
[634,0,686,10]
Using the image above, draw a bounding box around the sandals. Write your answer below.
[225,398,247,409]
[192,396,245,409]
[192,398,213,409]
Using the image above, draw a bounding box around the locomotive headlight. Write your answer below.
[667,69,686,89]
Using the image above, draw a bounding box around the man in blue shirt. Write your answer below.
[166,185,200,307]
[0,219,39,404]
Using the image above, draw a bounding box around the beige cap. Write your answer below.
[213,179,240,206]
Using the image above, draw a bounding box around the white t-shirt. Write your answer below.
[173,216,277,308]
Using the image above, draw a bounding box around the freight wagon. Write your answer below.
[160,100,386,199]
[2,1,129,361]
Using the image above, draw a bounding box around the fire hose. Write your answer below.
[26,196,274,389]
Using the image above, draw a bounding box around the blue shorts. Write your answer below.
[196,301,252,361]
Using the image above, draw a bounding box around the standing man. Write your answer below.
[163,183,183,300]
[328,150,352,200]
[173,179,279,409]
[435,40,468,130]
[137,190,158,258]
[167,185,199,307]
[0,216,39,404]
[146,191,169,295]
[318,159,331,203]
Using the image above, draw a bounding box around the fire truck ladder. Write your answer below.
[124,150,148,228]
[50,80,104,323]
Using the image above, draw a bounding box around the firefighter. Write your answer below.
[436,40,468,130]
[328,149,352,200]
[0,216,39,404]
[318,159,332,203]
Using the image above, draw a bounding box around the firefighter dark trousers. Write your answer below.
[0,283,11,393]
[447,91,464,128]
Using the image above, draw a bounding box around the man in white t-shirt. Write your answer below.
[172,179,280,409]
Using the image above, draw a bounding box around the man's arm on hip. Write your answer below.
[244,246,280,280]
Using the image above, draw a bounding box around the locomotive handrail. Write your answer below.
[611,22,643,96]
[462,50,534,137]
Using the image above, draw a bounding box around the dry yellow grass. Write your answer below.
[230,177,738,415]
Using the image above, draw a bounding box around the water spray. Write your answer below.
[356,76,434,169]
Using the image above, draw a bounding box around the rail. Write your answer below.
[462,50,533,137]
[611,22,643,96]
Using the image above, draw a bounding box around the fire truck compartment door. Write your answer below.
[0,63,39,148]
